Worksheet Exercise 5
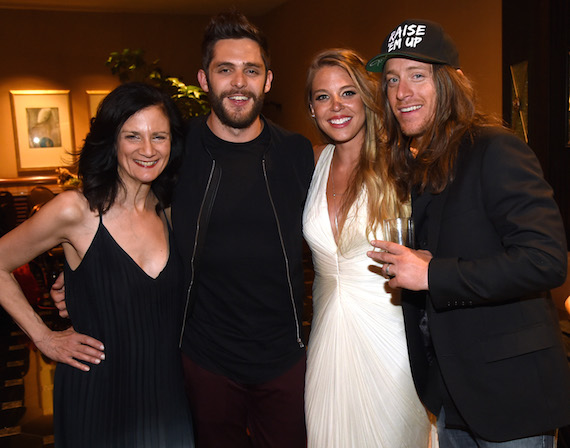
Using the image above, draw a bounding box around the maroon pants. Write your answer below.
[182,353,307,448]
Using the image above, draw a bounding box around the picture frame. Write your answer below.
[567,52,570,146]
[86,90,110,120]
[9,90,75,172]
[509,61,528,144]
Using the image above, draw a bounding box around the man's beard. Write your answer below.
[208,88,265,129]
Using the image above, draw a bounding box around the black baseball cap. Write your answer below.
[366,19,460,73]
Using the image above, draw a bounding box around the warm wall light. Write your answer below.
[86,90,110,121]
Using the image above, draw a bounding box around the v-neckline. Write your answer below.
[320,145,364,250]
[100,222,171,281]
[322,146,340,248]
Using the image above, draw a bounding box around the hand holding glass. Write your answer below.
[383,218,415,248]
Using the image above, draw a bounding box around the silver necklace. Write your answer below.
[330,153,343,238]
[331,155,338,198]
[330,154,345,198]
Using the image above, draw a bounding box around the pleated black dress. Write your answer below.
[54,217,194,447]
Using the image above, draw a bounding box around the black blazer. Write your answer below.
[403,127,570,442]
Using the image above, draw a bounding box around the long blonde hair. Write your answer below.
[305,49,408,239]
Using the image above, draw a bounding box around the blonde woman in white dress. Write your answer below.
[303,49,433,447]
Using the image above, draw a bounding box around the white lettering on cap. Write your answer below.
[387,23,426,52]
[405,37,422,47]
[388,38,402,52]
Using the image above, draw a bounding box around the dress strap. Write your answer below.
[163,209,173,234]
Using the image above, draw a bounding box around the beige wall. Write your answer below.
[0,2,501,178]
[0,9,209,178]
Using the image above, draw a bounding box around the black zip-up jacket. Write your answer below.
[172,115,314,364]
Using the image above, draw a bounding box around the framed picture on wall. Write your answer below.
[509,61,529,144]
[567,52,570,146]
[86,90,110,120]
[9,90,75,172]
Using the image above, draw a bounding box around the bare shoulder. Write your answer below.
[313,144,328,165]
[40,190,98,264]
[26,190,96,238]
[0,190,95,272]
[48,190,92,224]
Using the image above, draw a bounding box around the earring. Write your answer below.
[311,113,315,118]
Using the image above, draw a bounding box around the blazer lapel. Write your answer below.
[412,187,450,255]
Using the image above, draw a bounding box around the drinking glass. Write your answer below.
[383,217,415,248]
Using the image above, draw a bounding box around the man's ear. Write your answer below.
[456,68,465,77]
[197,69,210,93]
[264,70,274,94]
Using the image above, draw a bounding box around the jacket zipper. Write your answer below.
[262,158,305,348]
[179,160,217,347]
[178,157,305,350]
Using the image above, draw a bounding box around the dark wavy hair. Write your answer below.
[201,10,270,74]
[380,64,501,200]
[78,82,184,215]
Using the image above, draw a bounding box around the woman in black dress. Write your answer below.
[0,83,194,447]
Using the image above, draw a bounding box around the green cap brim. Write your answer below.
[366,52,452,73]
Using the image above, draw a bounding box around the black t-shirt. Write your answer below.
[183,124,303,384]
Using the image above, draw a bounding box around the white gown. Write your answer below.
[303,144,431,448]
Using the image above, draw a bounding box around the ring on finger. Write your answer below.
[386,264,391,277]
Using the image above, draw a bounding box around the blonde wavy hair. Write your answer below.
[305,48,408,240]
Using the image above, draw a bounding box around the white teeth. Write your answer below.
[401,105,422,113]
[229,95,248,101]
[136,160,158,167]
[329,117,351,125]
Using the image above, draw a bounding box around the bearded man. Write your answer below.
[171,10,313,448]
